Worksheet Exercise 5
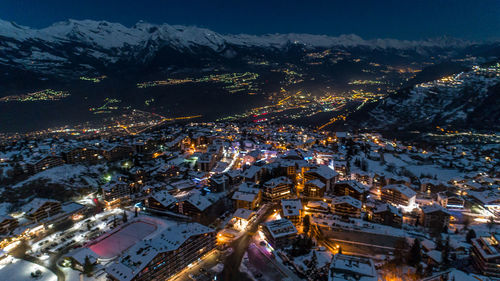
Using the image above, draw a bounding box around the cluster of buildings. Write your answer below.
[0,122,498,280]
[0,198,84,252]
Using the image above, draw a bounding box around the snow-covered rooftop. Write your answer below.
[331,196,362,209]
[263,219,297,239]
[421,203,451,215]
[307,165,339,180]
[281,199,302,217]
[329,254,377,281]
[233,208,255,220]
[382,184,417,199]
[149,190,176,207]
[232,191,257,202]
[335,180,370,193]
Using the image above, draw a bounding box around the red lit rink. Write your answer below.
[89,221,157,258]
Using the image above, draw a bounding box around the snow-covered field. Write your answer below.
[13,164,104,188]
[59,265,108,281]
[356,153,462,182]
[0,257,57,281]
[89,221,157,258]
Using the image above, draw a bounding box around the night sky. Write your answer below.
[1,0,499,41]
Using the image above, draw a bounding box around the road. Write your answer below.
[247,242,302,281]
[219,204,274,281]
[246,243,286,281]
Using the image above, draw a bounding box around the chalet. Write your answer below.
[232,208,255,230]
[174,190,225,222]
[421,204,451,232]
[209,174,229,192]
[262,177,292,202]
[232,183,261,210]
[381,184,417,209]
[226,170,243,186]
[146,190,177,212]
[261,219,297,249]
[22,198,62,223]
[305,201,329,213]
[304,179,326,198]
[0,215,18,235]
[330,196,362,218]
[102,145,134,161]
[372,203,402,228]
[281,199,303,226]
[437,191,465,209]
[420,178,450,194]
[350,171,373,186]
[242,165,264,184]
[333,180,369,202]
[469,190,500,210]
[26,155,64,174]
[471,234,500,278]
[197,152,216,172]
[62,146,102,164]
[304,165,339,193]
[329,254,377,281]
[385,175,411,187]
[102,182,131,207]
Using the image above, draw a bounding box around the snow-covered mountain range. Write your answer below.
[0,19,474,50]
[1,18,499,134]
[0,19,481,77]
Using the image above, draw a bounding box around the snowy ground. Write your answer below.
[13,163,105,188]
[362,153,462,182]
[292,249,332,269]
[59,265,108,281]
[0,202,12,217]
[447,269,491,281]
[0,257,57,281]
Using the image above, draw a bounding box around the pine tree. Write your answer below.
[310,250,318,270]
[134,207,138,217]
[463,217,471,231]
[442,224,448,233]
[466,229,476,243]
[123,211,128,223]
[441,236,450,267]
[407,239,422,266]
[83,255,94,277]
[303,215,311,234]
[488,216,496,233]
[394,238,408,263]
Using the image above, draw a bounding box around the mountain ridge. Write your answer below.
[0,18,478,50]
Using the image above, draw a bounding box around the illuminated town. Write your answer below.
[136,72,260,94]
[0,120,498,281]
[0,90,70,103]
[0,1,499,281]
